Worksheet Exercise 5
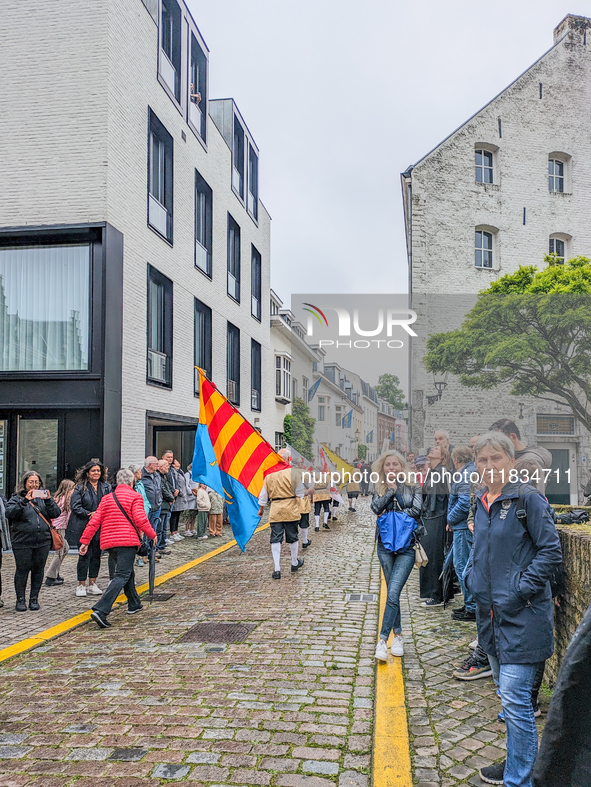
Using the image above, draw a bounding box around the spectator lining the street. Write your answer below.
[5,471,61,612]
[68,459,111,598]
[45,478,75,587]
[195,483,211,539]
[80,467,157,629]
[419,445,450,607]
[0,494,7,608]
[371,450,422,661]
[170,459,188,541]
[141,456,162,561]
[183,463,198,536]
[465,432,562,787]
[490,418,553,493]
[447,446,477,622]
[434,429,454,468]
[157,458,176,551]
[208,488,224,537]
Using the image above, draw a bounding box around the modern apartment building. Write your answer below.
[0,0,272,494]
[402,14,591,503]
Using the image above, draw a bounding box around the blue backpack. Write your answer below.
[377,493,417,552]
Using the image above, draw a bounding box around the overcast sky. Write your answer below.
[187,0,585,300]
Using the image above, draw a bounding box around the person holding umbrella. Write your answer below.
[79,468,157,628]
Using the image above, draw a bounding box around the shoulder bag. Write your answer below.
[29,501,64,552]
[112,491,149,556]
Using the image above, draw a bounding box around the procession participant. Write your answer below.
[257,449,305,579]
[345,476,361,512]
[313,474,332,531]
[298,482,313,549]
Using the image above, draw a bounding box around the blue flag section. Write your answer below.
[342,410,353,429]
[366,430,373,443]
[308,377,322,402]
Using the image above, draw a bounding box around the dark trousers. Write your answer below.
[77,531,102,581]
[419,513,447,602]
[13,543,52,600]
[0,548,2,596]
[170,511,181,533]
[93,546,141,616]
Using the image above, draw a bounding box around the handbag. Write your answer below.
[413,540,429,568]
[112,491,149,556]
[29,501,64,552]
[376,498,418,553]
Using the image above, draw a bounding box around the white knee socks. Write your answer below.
[324,510,329,525]
[315,515,320,528]
[301,527,309,544]
[271,542,282,572]
[290,541,299,566]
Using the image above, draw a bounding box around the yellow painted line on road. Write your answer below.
[373,573,413,787]
[0,522,271,666]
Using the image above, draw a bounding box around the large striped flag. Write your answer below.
[192,368,288,551]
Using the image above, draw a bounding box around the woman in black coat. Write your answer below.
[5,471,61,611]
[67,459,111,598]
[419,444,451,606]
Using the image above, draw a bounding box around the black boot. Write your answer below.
[15,597,27,612]
[29,597,40,611]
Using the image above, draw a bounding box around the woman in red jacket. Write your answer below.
[79,468,157,628]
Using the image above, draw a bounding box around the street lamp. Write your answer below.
[402,403,410,420]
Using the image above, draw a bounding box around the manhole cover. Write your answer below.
[148,593,176,602]
[178,622,257,644]
[345,593,378,602]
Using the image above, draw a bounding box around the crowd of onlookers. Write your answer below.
[0,450,227,615]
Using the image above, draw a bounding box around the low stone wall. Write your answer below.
[546,523,591,684]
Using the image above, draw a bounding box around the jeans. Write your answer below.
[452,528,475,612]
[488,655,541,787]
[157,511,171,549]
[377,538,415,638]
[93,546,142,616]
[13,543,52,599]
[77,531,102,581]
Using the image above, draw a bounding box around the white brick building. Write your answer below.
[0,0,273,492]
[403,14,591,503]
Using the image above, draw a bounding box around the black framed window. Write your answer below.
[251,245,261,320]
[189,33,207,140]
[227,214,241,302]
[227,322,240,405]
[194,297,212,393]
[251,339,261,411]
[147,265,173,387]
[160,0,181,101]
[148,109,173,243]
[195,171,212,277]
[232,116,245,199]
[247,144,259,219]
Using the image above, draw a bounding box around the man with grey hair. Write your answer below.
[434,429,454,468]
[142,457,164,559]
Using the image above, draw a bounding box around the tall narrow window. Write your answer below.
[475,149,493,183]
[194,298,212,393]
[147,265,173,387]
[148,110,173,242]
[195,171,212,277]
[302,376,309,402]
[160,0,181,101]
[251,340,261,411]
[549,238,565,263]
[251,245,262,320]
[275,355,291,403]
[247,144,259,219]
[227,322,240,405]
[232,116,245,198]
[475,230,493,268]
[227,215,241,302]
[189,33,207,139]
[548,159,564,192]
[318,397,325,422]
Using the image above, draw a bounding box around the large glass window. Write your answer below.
[17,417,58,491]
[148,110,174,242]
[160,0,181,101]
[232,116,245,198]
[251,245,262,320]
[0,244,90,371]
[248,144,259,219]
[195,171,213,276]
[189,33,207,139]
[194,298,212,391]
[147,265,173,387]
[227,214,241,302]
[227,322,240,405]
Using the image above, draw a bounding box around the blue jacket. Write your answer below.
[141,468,162,510]
[447,461,476,531]
[465,481,562,664]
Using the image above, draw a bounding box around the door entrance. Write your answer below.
[539,442,577,506]
[151,426,197,471]
[17,417,59,491]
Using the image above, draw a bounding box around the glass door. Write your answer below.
[0,420,6,497]
[544,447,571,505]
[17,417,59,492]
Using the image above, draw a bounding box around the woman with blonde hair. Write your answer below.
[371,450,422,661]
[45,478,75,587]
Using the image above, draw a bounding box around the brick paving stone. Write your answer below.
[150,763,190,779]
[275,776,337,787]
[293,748,341,761]
[0,747,32,759]
[302,761,340,776]
[338,772,368,787]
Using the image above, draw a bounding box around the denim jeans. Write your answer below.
[148,508,161,543]
[452,528,475,612]
[376,538,415,639]
[488,655,541,787]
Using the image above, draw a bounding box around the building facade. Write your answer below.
[0,0,273,494]
[403,14,591,503]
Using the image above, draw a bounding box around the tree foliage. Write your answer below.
[290,397,315,459]
[376,373,405,410]
[357,444,367,460]
[424,256,591,431]
[283,414,292,447]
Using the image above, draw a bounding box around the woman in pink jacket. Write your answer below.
[79,468,156,628]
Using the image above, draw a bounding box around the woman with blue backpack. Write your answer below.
[372,450,423,661]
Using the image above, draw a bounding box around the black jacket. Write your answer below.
[371,484,423,519]
[533,601,591,787]
[141,468,162,510]
[159,471,176,512]
[67,480,111,543]
[421,463,450,519]
[5,492,61,548]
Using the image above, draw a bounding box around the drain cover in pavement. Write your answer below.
[178,622,257,644]
[345,593,378,602]
[148,593,176,602]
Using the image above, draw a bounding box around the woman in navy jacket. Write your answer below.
[465,432,562,787]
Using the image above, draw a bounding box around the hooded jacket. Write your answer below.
[465,481,562,664]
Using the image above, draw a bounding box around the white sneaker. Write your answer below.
[184,530,194,537]
[76,585,87,597]
[391,635,404,657]
[165,538,175,546]
[374,639,388,662]
[200,535,208,540]
[172,533,183,541]
[87,583,103,595]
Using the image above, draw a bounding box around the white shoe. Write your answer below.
[374,639,388,662]
[184,530,194,537]
[469,639,478,650]
[165,538,175,546]
[391,635,404,657]
[172,533,183,541]
[76,585,87,597]
[200,535,208,539]
[87,583,103,595]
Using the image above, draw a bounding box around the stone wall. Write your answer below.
[546,523,591,684]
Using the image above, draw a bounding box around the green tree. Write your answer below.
[424,256,591,431]
[290,397,315,458]
[376,373,405,410]
[283,414,292,446]
[357,444,367,460]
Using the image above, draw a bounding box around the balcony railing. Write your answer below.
[148,349,169,384]
[232,166,243,197]
[190,101,203,135]
[149,194,168,237]
[160,49,176,95]
[195,241,210,274]
[228,272,240,301]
